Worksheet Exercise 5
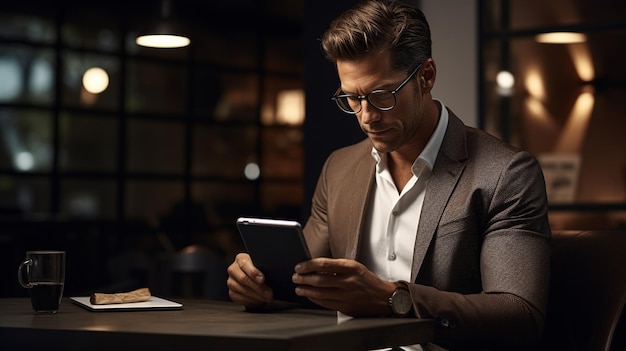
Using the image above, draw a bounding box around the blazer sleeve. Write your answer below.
[303,152,332,258]
[409,150,552,351]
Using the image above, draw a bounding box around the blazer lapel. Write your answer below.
[410,111,468,282]
[346,148,376,260]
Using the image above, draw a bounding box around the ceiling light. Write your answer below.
[535,32,587,44]
[136,34,190,49]
[135,0,190,49]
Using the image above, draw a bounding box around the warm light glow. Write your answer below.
[526,97,547,121]
[524,96,558,132]
[524,68,546,101]
[136,34,190,48]
[535,32,587,44]
[568,44,595,82]
[276,89,305,125]
[82,67,109,94]
[555,91,595,153]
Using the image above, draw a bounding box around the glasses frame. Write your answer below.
[331,63,423,115]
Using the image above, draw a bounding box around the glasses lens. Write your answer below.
[336,96,359,113]
[368,91,395,110]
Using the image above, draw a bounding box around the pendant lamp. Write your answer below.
[136,0,190,48]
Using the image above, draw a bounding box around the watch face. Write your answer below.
[391,289,412,316]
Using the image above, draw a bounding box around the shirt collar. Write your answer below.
[371,99,449,175]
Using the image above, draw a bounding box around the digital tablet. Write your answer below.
[236,217,312,305]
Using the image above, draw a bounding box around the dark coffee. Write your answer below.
[29,282,64,312]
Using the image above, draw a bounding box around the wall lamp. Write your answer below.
[535,32,587,44]
[136,0,190,49]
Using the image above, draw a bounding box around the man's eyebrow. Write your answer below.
[340,81,396,95]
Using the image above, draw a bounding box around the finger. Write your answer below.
[227,276,272,305]
[295,258,363,275]
[292,271,343,288]
[235,253,266,284]
[295,285,343,304]
[227,255,273,303]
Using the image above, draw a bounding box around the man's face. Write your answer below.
[336,53,424,154]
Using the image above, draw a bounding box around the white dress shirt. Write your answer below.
[359,100,449,351]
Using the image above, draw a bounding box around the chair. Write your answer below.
[168,244,228,300]
[536,230,626,351]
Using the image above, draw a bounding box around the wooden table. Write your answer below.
[0,298,433,351]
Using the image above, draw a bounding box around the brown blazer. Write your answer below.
[303,110,552,350]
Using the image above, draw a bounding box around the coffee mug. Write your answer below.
[18,251,66,314]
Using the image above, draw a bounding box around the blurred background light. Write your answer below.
[535,32,587,44]
[244,162,260,180]
[275,89,305,125]
[15,151,35,171]
[496,70,515,96]
[0,58,23,101]
[82,67,109,94]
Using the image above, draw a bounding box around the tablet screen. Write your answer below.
[236,217,312,305]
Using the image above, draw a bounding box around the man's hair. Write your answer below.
[321,0,431,73]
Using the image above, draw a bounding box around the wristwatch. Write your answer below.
[388,286,412,317]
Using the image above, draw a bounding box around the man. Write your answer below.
[227,1,551,350]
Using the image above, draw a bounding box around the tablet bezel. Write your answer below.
[236,217,312,305]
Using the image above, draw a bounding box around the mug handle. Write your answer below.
[17,258,33,288]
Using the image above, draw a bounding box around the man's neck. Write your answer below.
[387,99,441,192]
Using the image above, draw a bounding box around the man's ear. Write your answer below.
[421,58,436,90]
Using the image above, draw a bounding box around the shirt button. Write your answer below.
[388,252,396,260]
[392,210,399,216]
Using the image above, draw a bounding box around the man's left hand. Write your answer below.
[292,257,397,316]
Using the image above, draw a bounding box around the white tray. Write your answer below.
[71,296,183,312]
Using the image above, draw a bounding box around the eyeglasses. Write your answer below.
[331,64,422,114]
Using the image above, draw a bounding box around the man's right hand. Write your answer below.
[226,253,274,307]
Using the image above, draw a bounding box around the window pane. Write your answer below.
[62,7,121,52]
[261,182,303,218]
[126,60,187,115]
[60,179,116,219]
[510,0,626,30]
[0,108,52,172]
[192,126,257,178]
[190,68,224,119]
[262,128,303,179]
[126,180,184,221]
[192,182,256,228]
[265,36,303,74]
[0,12,56,43]
[193,30,258,69]
[210,73,259,122]
[0,175,49,215]
[127,120,185,174]
[61,51,120,110]
[0,44,55,105]
[59,113,117,172]
[266,0,303,20]
[261,76,304,126]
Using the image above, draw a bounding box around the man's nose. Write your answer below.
[359,100,381,124]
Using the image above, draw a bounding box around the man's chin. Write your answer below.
[371,141,395,154]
